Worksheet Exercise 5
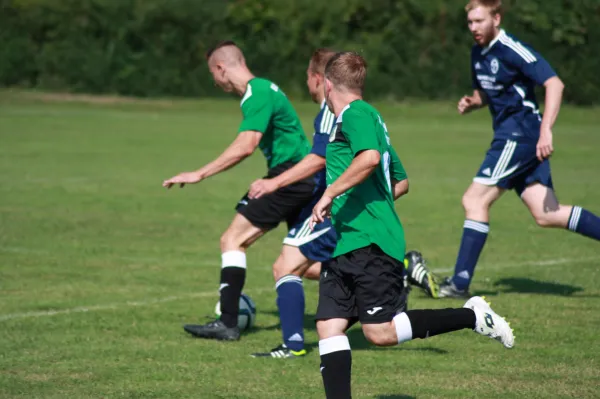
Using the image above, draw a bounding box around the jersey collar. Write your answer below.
[320,99,326,110]
[481,29,506,55]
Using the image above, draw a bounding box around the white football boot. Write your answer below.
[464,296,515,349]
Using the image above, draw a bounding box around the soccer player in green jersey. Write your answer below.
[310,52,515,399]
[163,41,315,341]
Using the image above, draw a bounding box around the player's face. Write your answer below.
[467,6,500,46]
[208,61,234,93]
[306,66,321,103]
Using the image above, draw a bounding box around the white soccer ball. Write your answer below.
[214,293,256,330]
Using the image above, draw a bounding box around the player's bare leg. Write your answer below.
[184,214,268,340]
[439,182,505,298]
[521,183,600,239]
[303,262,321,280]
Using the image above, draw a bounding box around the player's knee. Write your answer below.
[316,320,344,340]
[532,212,562,228]
[362,324,396,347]
[462,191,491,214]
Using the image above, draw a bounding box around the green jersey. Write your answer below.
[326,100,407,261]
[238,78,310,169]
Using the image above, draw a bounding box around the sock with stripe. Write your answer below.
[319,335,352,399]
[276,274,305,351]
[452,220,489,290]
[219,251,246,328]
[393,309,476,343]
[567,206,600,241]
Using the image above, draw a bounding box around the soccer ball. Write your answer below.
[214,293,256,330]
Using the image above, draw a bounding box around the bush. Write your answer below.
[1,0,598,103]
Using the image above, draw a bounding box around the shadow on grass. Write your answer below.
[375,396,416,399]
[493,278,584,296]
[255,311,448,354]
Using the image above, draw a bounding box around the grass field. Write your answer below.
[0,91,599,399]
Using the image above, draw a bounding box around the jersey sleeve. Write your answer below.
[238,89,272,134]
[342,109,379,156]
[310,132,329,157]
[507,44,557,86]
[389,147,407,181]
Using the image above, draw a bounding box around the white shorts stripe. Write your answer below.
[492,140,516,178]
[283,227,331,247]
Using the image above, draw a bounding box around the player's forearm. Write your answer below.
[324,150,380,199]
[393,179,409,200]
[196,147,252,180]
[270,154,325,189]
[541,77,564,132]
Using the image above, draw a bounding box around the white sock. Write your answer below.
[221,250,246,269]
[393,312,413,344]
[318,335,351,355]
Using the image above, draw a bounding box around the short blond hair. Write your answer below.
[465,0,503,16]
[324,52,367,94]
[309,48,338,75]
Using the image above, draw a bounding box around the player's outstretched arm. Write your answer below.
[537,76,564,161]
[458,90,487,115]
[311,150,380,226]
[248,154,325,199]
[163,131,262,188]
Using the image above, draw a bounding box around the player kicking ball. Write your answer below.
[163,41,316,341]
[437,0,600,298]
[249,49,439,359]
[310,51,514,399]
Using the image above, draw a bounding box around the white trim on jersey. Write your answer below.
[320,107,335,134]
[513,84,542,121]
[240,84,252,106]
[481,29,506,55]
[336,104,351,123]
[499,34,537,63]
[283,226,332,247]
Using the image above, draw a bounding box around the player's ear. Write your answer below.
[493,12,501,28]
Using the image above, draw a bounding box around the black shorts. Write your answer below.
[315,245,408,324]
[236,161,316,230]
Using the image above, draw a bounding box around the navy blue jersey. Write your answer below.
[311,100,335,193]
[471,30,556,143]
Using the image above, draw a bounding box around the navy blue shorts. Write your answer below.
[283,196,336,263]
[474,139,553,196]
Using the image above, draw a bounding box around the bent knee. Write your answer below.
[533,213,563,228]
[462,192,488,213]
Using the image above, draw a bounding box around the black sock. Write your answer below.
[405,308,476,339]
[319,336,352,399]
[219,266,246,328]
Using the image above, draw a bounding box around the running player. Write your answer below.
[163,41,315,340]
[438,0,600,298]
[311,51,514,399]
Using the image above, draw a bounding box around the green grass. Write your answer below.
[0,91,599,399]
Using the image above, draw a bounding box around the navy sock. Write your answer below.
[452,220,489,290]
[276,275,305,351]
[568,207,600,241]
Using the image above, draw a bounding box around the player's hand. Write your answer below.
[458,95,474,115]
[162,171,203,189]
[248,178,278,199]
[536,129,554,161]
[311,194,333,230]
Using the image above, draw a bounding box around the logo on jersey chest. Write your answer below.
[490,58,500,74]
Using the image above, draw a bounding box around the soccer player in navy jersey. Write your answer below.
[438,0,600,298]
[247,48,340,358]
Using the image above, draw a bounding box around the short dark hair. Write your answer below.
[206,40,237,60]
[324,52,367,93]
[309,48,338,75]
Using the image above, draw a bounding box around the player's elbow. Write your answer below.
[360,150,381,168]
[546,76,564,91]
